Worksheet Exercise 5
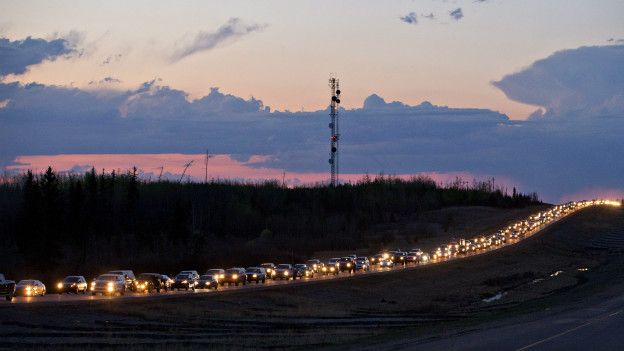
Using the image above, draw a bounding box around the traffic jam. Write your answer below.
[1,200,620,303]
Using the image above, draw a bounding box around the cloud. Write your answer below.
[171,18,267,62]
[1,45,623,202]
[88,76,122,85]
[493,45,624,117]
[0,36,77,77]
[400,12,418,25]
[449,8,464,21]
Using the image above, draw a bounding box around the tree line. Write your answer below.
[0,167,540,282]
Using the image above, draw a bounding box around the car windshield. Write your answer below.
[306,260,318,264]
[340,258,351,262]
[200,275,214,280]
[98,275,119,281]
[294,264,305,269]
[176,274,190,279]
[356,258,366,261]
[276,264,290,269]
[225,269,239,274]
[206,269,222,274]
[137,274,154,280]
[246,268,260,273]
[64,276,81,282]
[18,280,35,285]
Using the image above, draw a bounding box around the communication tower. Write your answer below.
[328,76,341,186]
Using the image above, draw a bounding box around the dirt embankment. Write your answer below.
[1,205,622,350]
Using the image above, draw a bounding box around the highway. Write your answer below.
[3,200,620,305]
[389,289,624,351]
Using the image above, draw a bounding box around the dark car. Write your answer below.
[56,276,88,294]
[245,267,267,284]
[274,264,295,280]
[197,275,219,290]
[338,257,355,273]
[15,280,46,297]
[389,251,407,266]
[0,274,16,301]
[223,268,247,286]
[260,263,277,279]
[136,273,165,293]
[320,262,338,275]
[108,270,137,291]
[293,264,314,279]
[171,273,198,291]
[305,259,322,273]
[205,269,225,285]
[354,257,370,271]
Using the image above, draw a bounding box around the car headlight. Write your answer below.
[57,282,63,289]
[330,267,335,271]
[322,267,327,271]
[347,263,351,267]
[182,280,188,284]
[220,274,225,279]
[284,271,289,276]
[313,264,317,268]
[253,274,257,278]
[232,274,238,279]
[91,281,96,287]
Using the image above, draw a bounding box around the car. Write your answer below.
[379,259,394,268]
[275,264,295,280]
[260,263,277,279]
[306,259,322,273]
[171,273,198,291]
[369,253,384,265]
[56,276,88,294]
[197,275,219,290]
[389,251,407,265]
[293,264,314,278]
[205,269,225,285]
[223,268,247,286]
[354,257,370,271]
[0,274,16,301]
[15,280,46,297]
[136,273,165,293]
[245,267,267,284]
[91,274,125,296]
[108,270,137,291]
[338,257,355,273]
[320,262,339,275]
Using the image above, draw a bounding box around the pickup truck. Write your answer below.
[0,273,16,301]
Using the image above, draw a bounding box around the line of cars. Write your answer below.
[1,200,619,302]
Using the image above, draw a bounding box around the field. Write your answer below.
[1,205,622,350]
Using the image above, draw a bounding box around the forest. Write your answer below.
[0,167,540,282]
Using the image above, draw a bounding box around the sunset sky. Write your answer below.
[1,0,623,202]
[1,0,622,118]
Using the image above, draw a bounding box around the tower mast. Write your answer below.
[328,76,341,186]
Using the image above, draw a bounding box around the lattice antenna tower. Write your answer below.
[328,76,341,186]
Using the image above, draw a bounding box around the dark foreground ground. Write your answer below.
[1,205,623,350]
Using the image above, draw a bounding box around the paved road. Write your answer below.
[1,204,582,305]
[393,292,624,351]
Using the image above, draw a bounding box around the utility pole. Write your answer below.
[204,149,213,183]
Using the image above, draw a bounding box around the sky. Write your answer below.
[1,0,623,117]
[0,0,623,202]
